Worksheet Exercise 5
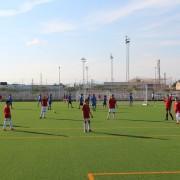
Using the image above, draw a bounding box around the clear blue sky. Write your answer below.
[0,0,180,84]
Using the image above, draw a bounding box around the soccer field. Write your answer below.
[0,101,180,180]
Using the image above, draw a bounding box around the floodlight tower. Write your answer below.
[157,59,161,84]
[125,36,130,82]
[164,72,166,85]
[81,57,87,87]
[40,73,42,85]
[110,54,114,82]
[155,66,157,83]
[85,65,89,86]
[58,66,61,100]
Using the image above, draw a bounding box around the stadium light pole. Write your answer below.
[125,36,130,82]
[110,54,114,83]
[85,65,88,87]
[58,66,61,101]
[81,57,87,87]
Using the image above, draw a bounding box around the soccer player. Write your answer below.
[107,94,117,120]
[129,92,133,106]
[174,98,180,124]
[40,96,48,119]
[48,94,53,110]
[67,94,73,108]
[37,94,42,107]
[164,94,174,120]
[7,94,13,109]
[91,94,97,111]
[79,94,84,109]
[103,95,107,108]
[3,101,14,130]
[152,91,155,101]
[82,99,93,133]
[0,95,2,102]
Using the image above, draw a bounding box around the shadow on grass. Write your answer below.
[92,131,167,140]
[49,117,103,123]
[14,108,37,111]
[49,117,82,122]
[0,124,29,128]
[14,129,68,137]
[118,118,163,123]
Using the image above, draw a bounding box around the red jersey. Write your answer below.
[82,104,90,119]
[175,102,180,113]
[164,98,172,109]
[174,102,178,112]
[41,98,48,106]
[109,97,116,109]
[4,106,11,118]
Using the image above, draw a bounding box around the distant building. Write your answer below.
[103,78,165,90]
[0,82,7,85]
[176,82,180,90]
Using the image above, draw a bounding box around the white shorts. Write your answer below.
[176,113,180,121]
[109,108,116,113]
[4,118,12,121]
[41,106,47,112]
[84,118,90,122]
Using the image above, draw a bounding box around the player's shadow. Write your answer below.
[0,124,29,128]
[15,108,37,111]
[49,117,103,123]
[14,129,68,137]
[49,117,82,122]
[92,131,167,140]
[118,118,163,123]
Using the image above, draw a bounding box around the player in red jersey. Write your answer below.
[82,99,93,133]
[174,97,180,124]
[40,96,48,119]
[3,101,14,130]
[164,94,174,120]
[107,94,117,120]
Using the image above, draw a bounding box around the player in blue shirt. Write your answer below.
[7,94,13,109]
[103,95,107,108]
[91,94,97,111]
[129,93,133,106]
[37,94,42,107]
[48,94,53,110]
[68,94,73,108]
[79,94,84,109]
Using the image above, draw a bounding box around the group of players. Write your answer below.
[2,92,180,132]
[37,93,117,133]
[163,94,180,124]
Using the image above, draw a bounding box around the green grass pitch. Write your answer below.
[0,101,180,180]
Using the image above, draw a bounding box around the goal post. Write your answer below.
[142,84,148,106]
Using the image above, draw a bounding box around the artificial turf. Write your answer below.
[0,101,180,180]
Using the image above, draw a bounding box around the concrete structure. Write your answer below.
[176,82,180,90]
